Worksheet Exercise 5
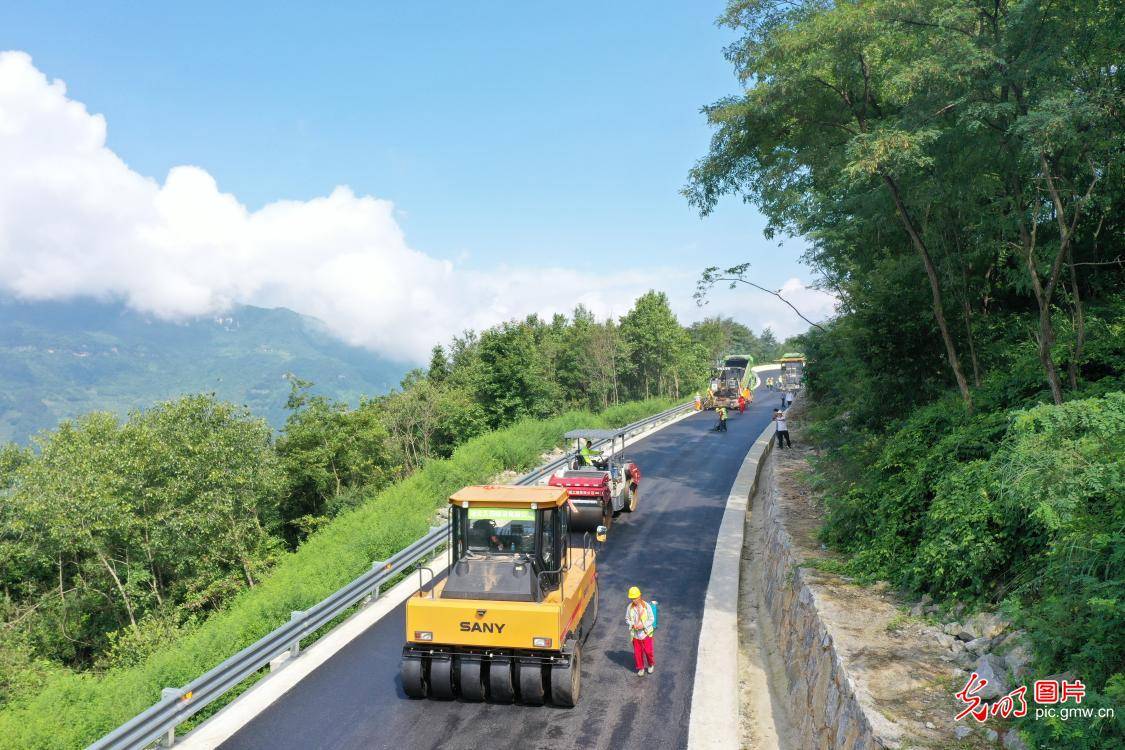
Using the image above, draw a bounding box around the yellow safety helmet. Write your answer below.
[627,586,641,600]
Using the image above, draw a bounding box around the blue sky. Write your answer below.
[0,2,829,359]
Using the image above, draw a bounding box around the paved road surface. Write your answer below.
[223,375,782,750]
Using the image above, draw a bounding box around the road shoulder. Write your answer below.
[686,418,775,749]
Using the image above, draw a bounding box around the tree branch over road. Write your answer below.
[694,263,828,333]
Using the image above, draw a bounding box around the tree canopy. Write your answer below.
[687,0,1123,415]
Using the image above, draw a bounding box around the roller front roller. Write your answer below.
[428,655,456,700]
[457,656,486,702]
[400,655,427,699]
[488,656,516,703]
[518,660,546,705]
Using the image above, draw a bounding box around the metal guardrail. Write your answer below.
[88,401,694,750]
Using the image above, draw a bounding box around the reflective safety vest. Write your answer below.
[626,600,655,638]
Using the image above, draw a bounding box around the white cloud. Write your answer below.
[0,51,834,361]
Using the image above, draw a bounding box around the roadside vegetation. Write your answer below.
[688,1,1123,747]
[0,290,782,747]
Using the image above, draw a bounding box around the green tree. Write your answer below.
[473,321,559,427]
[620,291,696,398]
[276,383,395,542]
[125,395,284,606]
[556,306,627,410]
[2,396,283,665]
[379,379,486,471]
[688,0,1122,409]
[427,345,450,383]
[688,316,783,364]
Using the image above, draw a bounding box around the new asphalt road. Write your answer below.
[222,373,783,750]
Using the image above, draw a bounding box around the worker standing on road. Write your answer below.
[766,376,773,391]
[625,587,656,675]
[694,392,702,411]
[784,390,795,410]
[774,409,792,448]
[737,393,746,414]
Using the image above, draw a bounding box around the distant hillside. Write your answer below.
[0,298,410,443]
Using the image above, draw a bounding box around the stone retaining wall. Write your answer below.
[759,474,888,750]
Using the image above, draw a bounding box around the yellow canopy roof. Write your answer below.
[448,485,569,508]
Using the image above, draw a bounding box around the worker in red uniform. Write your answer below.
[737,393,746,414]
[625,586,656,675]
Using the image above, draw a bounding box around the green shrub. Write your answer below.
[909,461,1005,598]
[817,390,1125,747]
[0,398,675,749]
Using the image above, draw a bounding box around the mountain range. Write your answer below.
[0,298,410,443]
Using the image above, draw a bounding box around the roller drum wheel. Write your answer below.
[569,504,604,532]
[488,656,516,703]
[429,655,456,700]
[458,657,486,702]
[550,644,581,708]
[517,659,546,705]
[400,656,427,699]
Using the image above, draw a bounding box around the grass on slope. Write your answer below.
[0,398,674,750]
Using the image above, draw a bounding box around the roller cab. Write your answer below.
[400,485,601,707]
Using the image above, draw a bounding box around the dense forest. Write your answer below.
[688,0,1123,747]
[0,290,784,716]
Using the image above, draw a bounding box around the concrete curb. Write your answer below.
[687,417,777,750]
[178,404,697,748]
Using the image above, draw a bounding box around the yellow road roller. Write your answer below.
[400,485,603,707]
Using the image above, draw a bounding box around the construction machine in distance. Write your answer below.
[777,352,806,391]
[546,428,641,533]
[705,353,754,410]
[400,485,603,707]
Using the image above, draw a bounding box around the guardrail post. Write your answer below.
[160,688,179,747]
[364,560,385,604]
[289,611,304,658]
